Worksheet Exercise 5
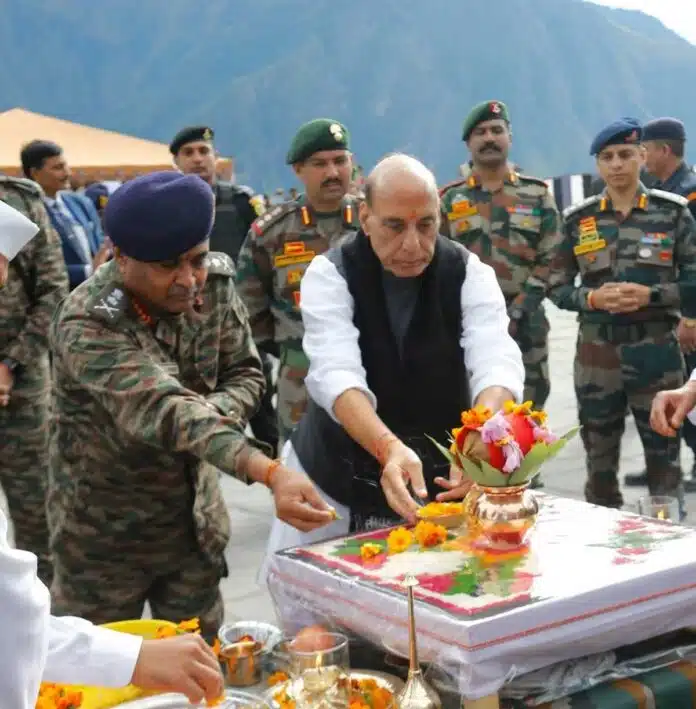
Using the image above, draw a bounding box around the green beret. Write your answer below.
[462,100,510,141]
[286,119,350,164]
[170,125,214,155]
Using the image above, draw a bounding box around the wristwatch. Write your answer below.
[508,305,525,322]
[683,318,696,329]
[0,357,18,373]
[649,285,661,305]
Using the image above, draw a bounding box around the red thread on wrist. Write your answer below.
[374,432,398,465]
[586,290,596,310]
[264,459,281,489]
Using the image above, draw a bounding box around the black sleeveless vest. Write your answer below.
[291,231,471,529]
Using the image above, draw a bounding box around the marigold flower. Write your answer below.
[268,671,290,686]
[414,521,447,548]
[460,404,492,429]
[386,527,414,554]
[177,617,200,633]
[360,542,383,560]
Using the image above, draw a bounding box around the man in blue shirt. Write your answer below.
[20,140,110,289]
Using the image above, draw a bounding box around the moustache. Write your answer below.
[480,143,501,153]
[321,178,342,188]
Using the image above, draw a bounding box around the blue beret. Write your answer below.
[104,172,214,262]
[590,118,642,156]
[84,182,110,211]
[642,117,686,142]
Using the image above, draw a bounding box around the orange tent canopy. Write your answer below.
[0,108,233,182]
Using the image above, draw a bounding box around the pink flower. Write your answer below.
[481,413,512,444]
[480,413,523,472]
[501,440,523,473]
[531,420,558,444]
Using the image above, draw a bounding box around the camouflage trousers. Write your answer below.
[574,322,684,510]
[51,539,224,641]
[516,308,550,408]
[0,369,52,586]
[276,343,309,447]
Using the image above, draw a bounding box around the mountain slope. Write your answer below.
[1,0,694,188]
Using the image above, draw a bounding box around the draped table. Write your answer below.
[267,494,696,708]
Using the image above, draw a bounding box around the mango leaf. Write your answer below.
[457,455,486,482]
[505,426,581,485]
[425,434,458,467]
[478,459,514,486]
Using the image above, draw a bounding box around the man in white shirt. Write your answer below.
[262,154,524,573]
[0,200,223,708]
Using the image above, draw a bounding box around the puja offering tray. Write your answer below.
[116,689,272,708]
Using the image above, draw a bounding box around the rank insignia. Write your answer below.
[287,269,303,285]
[573,238,607,256]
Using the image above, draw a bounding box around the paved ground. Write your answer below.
[218,302,696,624]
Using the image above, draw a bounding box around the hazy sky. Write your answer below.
[589,0,696,45]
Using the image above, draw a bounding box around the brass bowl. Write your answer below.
[416,503,466,529]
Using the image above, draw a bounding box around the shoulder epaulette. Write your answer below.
[649,189,688,207]
[438,178,467,197]
[517,174,550,189]
[250,201,297,237]
[87,283,128,325]
[562,195,601,220]
[0,175,43,198]
[234,183,255,198]
[206,251,236,277]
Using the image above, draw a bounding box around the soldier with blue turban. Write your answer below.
[47,172,335,638]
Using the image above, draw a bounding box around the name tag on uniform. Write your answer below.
[573,238,607,255]
[274,241,316,267]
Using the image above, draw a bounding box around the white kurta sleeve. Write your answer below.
[0,506,141,707]
[0,198,40,260]
[460,252,525,403]
[0,511,51,709]
[687,369,696,425]
[44,617,142,688]
[301,254,376,421]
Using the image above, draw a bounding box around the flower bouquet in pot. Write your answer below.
[428,401,579,553]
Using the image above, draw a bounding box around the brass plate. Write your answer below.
[265,670,404,707]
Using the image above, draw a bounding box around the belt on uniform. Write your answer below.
[580,320,673,344]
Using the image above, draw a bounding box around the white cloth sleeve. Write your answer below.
[0,199,40,260]
[301,254,376,421]
[460,252,525,403]
[0,506,142,707]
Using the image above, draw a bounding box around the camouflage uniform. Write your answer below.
[48,254,264,637]
[0,176,69,586]
[440,164,562,407]
[548,187,696,511]
[235,195,360,445]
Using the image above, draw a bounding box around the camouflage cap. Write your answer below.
[286,119,350,164]
[462,100,510,141]
[169,125,215,155]
[104,172,214,262]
